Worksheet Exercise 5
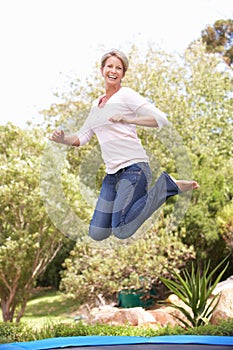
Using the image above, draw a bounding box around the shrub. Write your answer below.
[60,227,194,303]
[1,318,233,344]
[0,322,31,343]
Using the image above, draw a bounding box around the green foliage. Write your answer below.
[160,257,229,328]
[201,19,233,66]
[1,318,233,344]
[0,322,31,343]
[37,239,76,289]
[217,201,233,252]
[60,227,194,303]
[194,318,233,336]
[0,124,65,322]
[179,167,230,256]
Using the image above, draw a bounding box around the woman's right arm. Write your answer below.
[49,129,80,147]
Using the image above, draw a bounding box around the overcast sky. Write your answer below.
[0,0,232,128]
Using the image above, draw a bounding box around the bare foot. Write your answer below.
[175,180,199,192]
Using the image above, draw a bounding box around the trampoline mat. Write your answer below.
[55,346,233,350]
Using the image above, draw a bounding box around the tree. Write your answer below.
[176,42,233,261]
[217,198,233,277]
[201,19,233,66]
[0,124,64,322]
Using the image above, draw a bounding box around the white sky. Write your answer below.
[0,0,232,128]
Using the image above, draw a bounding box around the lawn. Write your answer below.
[15,289,80,327]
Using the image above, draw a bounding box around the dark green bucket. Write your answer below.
[118,287,156,308]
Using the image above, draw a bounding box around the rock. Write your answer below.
[167,294,180,304]
[211,288,233,325]
[90,306,156,327]
[212,275,233,295]
[163,294,193,326]
[113,308,156,326]
[148,308,177,327]
[91,305,118,324]
[74,277,233,328]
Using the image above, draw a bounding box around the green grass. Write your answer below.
[20,289,80,327]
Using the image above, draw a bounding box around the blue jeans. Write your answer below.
[89,162,181,241]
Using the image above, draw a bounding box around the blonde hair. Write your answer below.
[100,49,129,76]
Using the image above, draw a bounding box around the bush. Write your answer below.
[60,227,194,303]
[0,322,31,343]
[1,318,233,344]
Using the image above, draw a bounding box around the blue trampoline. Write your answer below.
[1,335,233,350]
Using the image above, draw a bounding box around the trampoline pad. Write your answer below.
[1,335,233,350]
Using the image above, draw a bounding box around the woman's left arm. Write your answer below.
[109,105,170,128]
[109,114,159,127]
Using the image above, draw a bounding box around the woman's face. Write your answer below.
[101,56,124,86]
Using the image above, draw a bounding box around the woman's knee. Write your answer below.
[112,225,135,240]
[89,225,112,241]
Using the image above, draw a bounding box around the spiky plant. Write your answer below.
[160,256,229,328]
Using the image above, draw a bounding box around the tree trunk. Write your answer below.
[1,298,15,322]
[15,298,29,323]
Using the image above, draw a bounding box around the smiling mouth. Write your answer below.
[108,75,117,79]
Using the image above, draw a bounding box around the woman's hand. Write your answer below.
[49,130,80,147]
[109,114,131,124]
[49,129,65,143]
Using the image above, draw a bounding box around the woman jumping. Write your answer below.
[49,49,199,241]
